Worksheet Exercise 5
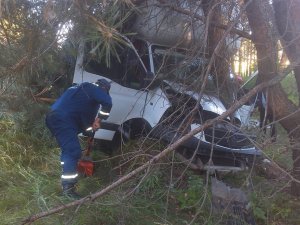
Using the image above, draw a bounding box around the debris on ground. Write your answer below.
[211,177,256,225]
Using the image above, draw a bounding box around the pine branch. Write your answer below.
[155,0,252,40]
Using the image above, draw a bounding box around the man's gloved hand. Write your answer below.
[92,118,101,131]
[82,128,94,137]
[82,118,101,137]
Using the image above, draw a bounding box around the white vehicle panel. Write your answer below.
[199,95,227,115]
[143,88,171,127]
[191,123,205,140]
[94,129,115,141]
[108,84,148,124]
[73,71,149,125]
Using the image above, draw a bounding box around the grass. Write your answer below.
[0,117,61,224]
[1,111,300,225]
[206,114,300,225]
[0,115,212,224]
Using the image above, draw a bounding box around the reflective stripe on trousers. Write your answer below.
[61,162,78,184]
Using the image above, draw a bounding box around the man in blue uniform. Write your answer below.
[46,79,112,198]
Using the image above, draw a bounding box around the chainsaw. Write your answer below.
[78,130,95,176]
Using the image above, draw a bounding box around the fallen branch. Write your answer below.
[35,97,56,103]
[175,152,204,170]
[21,65,294,224]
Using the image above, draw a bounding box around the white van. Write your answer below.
[72,37,261,170]
[72,0,261,170]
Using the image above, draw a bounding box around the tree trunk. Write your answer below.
[239,44,242,75]
[244,0,300,196]
[201,0,232,105]
[273,0,300,195]
[273,0,300,106]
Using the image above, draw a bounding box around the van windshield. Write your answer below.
[152,45,216,92]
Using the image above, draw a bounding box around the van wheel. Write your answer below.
[93,139,114,156]
[108,130,130,153]
[93,131,126,156]
[120,119,151,140]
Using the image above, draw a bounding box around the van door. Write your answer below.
[72,39,152,140]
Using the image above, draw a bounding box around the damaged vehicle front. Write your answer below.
[148,45,261,170]
[71,0,262,171]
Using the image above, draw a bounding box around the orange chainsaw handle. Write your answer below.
[83,130,95,157]
[84,118,101,156]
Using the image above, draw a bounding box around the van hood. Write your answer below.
[163,80,227,115]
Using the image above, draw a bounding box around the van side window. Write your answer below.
[83,44,124,84]
[83,40,149,90]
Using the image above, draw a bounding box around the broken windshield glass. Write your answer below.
[152,45,216,93]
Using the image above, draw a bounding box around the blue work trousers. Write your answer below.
[46,110,82,185]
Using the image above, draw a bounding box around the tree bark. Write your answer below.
[273,0,300,106]
[244,0,300,196]
[273,0,300,195]
[201,0,232,105]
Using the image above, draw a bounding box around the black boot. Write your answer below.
[62,183,81,200]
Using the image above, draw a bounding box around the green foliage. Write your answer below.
[281,72,299,105]
[250,190,300,225]
[139,170,162,193]
[0,102,51,141]
[248,173,300,225]
[0,0,75,120]
[83,1,135,68]
[0,117,60,224]
[270,202,291,220]
[251,193,267,223]
[174,174,206,210]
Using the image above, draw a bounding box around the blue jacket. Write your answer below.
[51,82,112,133]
